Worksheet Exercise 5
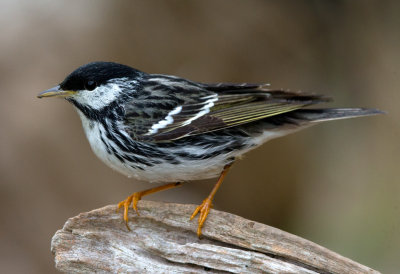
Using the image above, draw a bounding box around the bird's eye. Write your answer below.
[85,80,97,91]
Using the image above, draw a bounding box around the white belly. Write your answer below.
[78,111,228,182]
[77,110,299,183]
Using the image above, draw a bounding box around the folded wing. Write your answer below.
[123,80,329,142]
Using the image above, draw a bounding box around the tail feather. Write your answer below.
[292,108,384,122]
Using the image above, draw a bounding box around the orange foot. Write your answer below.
[190,197,213,237]
[189,164,232,237]
[117,192,142,230]
[116,182,183,230]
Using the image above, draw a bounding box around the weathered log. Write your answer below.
[51,201,379,273]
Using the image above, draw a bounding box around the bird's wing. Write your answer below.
[123,77,329,142]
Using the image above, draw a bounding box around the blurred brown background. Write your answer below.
[0,1,399,273]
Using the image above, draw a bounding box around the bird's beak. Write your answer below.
[37,85,76,98]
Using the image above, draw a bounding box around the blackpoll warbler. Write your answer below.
[38,62,382,236]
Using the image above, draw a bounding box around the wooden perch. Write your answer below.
[51,201,379,273]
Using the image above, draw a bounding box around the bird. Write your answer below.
[38,61,382,237]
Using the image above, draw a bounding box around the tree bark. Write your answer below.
[51,201,379,273]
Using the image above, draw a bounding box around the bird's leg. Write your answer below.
[190,164,232,237]
[117,182,183,230]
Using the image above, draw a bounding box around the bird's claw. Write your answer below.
[190,198,213,237]
[117,192,143,230]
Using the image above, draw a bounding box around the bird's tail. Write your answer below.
[291,108,384,123]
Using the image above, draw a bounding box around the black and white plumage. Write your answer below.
[38,61,381,183]
[38,61,382,236]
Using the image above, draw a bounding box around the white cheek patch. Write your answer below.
[74,78,132,110]
[146,105,183,135]
[74,77,133,109]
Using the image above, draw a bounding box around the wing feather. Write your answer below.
[123,76,329,142]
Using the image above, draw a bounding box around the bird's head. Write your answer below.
[38,62,142,110]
